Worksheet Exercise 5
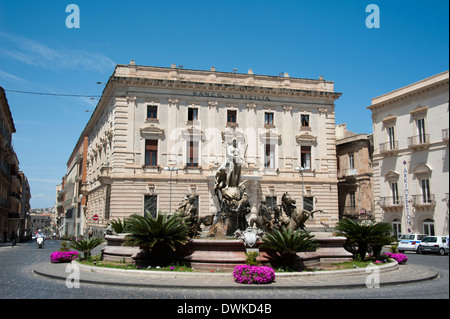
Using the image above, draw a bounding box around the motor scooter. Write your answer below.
[37,236,44,248]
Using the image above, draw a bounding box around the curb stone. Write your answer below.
[33,259,438,289]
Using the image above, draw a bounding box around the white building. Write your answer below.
[80,62,342,234]
[368,71,449,237]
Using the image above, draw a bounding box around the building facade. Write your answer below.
[336,124,374,222]
[78,62,342,234]
[368,71,449,238]
[0,87,31,242]
[56,136,88,238]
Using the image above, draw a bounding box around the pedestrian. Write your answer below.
[10,231,16,247]
[3,229,7,243]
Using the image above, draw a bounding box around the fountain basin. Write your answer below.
[101,234,353,271]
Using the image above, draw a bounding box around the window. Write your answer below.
[417,118,426,143]
[147,105,158,119]
[227,110,237,123]
[300,146,311,169]
[421,178,431,203]
[392,219,402,239]
[348,154,355,170]
[391,182,399,204]
[144,195,158,218]
[349,191,356,207]
[423,219,435,236]
[188,108,198,121]
[387,126,396,149]
[145,140,158,166]
[301,114,310,127]
[265,143,275,169]
[266,196,277,210]
[303,196,314,212]
[186,141,199,167]
[265,112,274,125]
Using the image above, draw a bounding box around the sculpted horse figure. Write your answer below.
[250,200,274,232]
[281,192,325,231]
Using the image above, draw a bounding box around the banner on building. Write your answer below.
[402,160,412,233]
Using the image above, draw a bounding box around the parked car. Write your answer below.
[397,234,427,253]
[417,236,449,255]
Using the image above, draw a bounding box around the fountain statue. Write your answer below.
[249,192,326,233]
[208,138,251,237]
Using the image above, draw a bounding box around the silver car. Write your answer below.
[417,236,449,255]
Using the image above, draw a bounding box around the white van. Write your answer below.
[397,234,427,253]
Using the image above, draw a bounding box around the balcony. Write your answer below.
[379,196,403,210]
[443,128,449,144]
[407,134,430,151]
[379,141,398,157]
[411,194,435,209]
[338,168,357,178]
[98,166,112,185]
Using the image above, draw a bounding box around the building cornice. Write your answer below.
[110,76,342,101]
[367,70,449,111]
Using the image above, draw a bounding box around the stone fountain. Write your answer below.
[102,138,352,270]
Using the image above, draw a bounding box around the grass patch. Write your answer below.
[330,259,389,270]
[77,255,193,272]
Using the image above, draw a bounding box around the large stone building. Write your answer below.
[76,62,342,235]
[368,71,449,237]
[335,124,374,222]
[0,87,31,242]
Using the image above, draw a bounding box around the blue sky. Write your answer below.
[0,0,448,209]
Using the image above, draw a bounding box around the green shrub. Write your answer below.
[261,228,318,270]
[69,237,104,260]
[58,241,70,252]
[335,219,393,260]
[109,217,129,234]
[245,251,260,266]
[124,211,190,266]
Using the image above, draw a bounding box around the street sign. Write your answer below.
[93,214,99,221]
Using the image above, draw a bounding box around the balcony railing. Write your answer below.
[411,194,435,207]
[379,196,404,208]
[379,141,398,156]
[407,134,430,150]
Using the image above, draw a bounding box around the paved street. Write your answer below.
[0,240,448,301]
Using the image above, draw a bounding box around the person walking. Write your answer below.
[10,231,16,247]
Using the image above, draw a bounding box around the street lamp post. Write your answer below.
[295,166,305,209]
[164,166,179,213]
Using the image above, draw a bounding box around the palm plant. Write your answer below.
[335,218,393,260]
[69,237,104,260]
[124,211,190,265]
[109,217,129,234]
[261,228,318,269]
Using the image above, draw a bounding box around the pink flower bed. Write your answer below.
[384,252,408,264]
[232,265,276,284]
[50,251,79,263]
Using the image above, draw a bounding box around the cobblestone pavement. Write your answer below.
[1,240,448,301]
